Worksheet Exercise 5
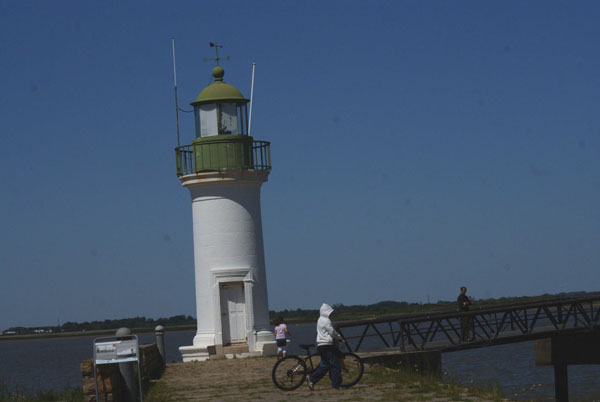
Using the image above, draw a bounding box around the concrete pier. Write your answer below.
[535,331,600,402]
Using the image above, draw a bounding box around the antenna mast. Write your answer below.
[172,38,181,148]
[248,62,256,136]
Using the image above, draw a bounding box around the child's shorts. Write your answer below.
[276,339,286,350]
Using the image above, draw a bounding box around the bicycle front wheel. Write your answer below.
[340,352,364,388]
[272,356,308,391]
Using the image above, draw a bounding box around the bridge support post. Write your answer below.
[553,362,568,402]
[535,331,600,402]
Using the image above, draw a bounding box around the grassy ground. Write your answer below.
[145,357,512,402]
[0,383,83,402]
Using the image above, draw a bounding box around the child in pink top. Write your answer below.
[274,316,292,359]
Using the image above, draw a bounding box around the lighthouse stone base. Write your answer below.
[179,345,211,362]
[255,330,278,356]
[179,331,277,362]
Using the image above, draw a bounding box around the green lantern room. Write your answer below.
[175,65,271,175]
[192,66,249,137]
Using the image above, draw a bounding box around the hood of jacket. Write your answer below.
[320,303,334,318]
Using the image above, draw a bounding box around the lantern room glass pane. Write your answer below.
[199,104,218,137]
[238,104,248,135]
[218,103,238,135]
[194,108,200,138]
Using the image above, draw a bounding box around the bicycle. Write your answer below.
[271,343,364,391]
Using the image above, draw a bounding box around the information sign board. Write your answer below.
[95,338,139,364]
[92,335,143,402]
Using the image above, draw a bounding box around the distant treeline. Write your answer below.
[3,291,597,335]
[2,315,195,336]
[268,290,598,323]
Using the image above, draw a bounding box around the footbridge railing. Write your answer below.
[335,294,600,353]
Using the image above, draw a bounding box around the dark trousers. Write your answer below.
[460,316,473,340]
[308,344,341,389]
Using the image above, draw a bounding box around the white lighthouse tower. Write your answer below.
[175,60,275,361]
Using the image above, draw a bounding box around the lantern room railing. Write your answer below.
[175,139,271,176]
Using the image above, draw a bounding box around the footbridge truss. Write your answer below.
[335,294,600,353]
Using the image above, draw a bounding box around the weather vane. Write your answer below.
[202,42,230,66]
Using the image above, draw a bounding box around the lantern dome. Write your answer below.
[191,66,249,106]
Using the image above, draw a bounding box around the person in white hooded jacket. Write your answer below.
[307,303,344,390]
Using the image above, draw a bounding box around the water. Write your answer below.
[0,331,191,393]
[1,326,599,401]
[443,342,600,401]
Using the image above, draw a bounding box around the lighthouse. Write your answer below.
[175,61,275,361]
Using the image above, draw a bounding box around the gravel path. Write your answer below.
[145,356,511,401]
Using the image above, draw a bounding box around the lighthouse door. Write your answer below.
[219,282,246,345]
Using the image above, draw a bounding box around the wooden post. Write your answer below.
[554,362,568,402]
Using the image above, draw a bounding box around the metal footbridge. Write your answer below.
[334,294,600,401]
[334,293,600,353]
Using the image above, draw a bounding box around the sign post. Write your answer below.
[93,335,143,402]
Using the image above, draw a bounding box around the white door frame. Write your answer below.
[210,268,256,349]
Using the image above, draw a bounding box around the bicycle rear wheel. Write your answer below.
[340,352,364,388]
[272,356,308,391]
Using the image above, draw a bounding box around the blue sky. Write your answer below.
[1,1,598,330]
